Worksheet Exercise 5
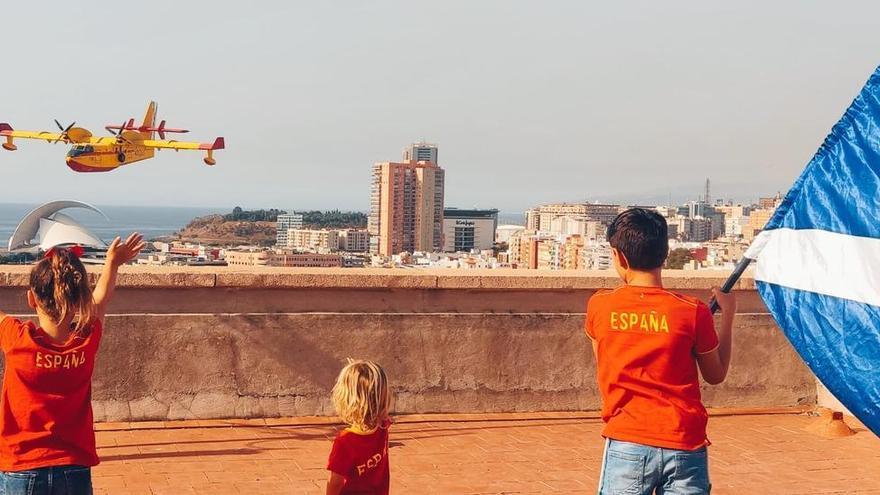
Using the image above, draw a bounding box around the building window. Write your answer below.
[454,226,475,252]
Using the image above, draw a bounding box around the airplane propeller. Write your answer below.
[107,121,133,145]
[53,119,76,144]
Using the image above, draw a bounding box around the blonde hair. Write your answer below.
[30,248,94,334]
[331,359,390,431]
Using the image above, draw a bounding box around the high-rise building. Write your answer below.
[369,149,445,256]
[402,142,438,164]
[442,208,498,252]
[276,213,304,246]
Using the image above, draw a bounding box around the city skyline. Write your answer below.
[2,1,880,212]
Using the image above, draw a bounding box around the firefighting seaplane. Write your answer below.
[0,102,224,172]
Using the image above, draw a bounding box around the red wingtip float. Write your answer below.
[199,137,225,166]
[0,101,225,173]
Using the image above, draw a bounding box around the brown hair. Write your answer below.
[606,208,669,270]
[29,248,94,333]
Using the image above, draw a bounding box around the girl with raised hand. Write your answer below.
[0,234,144,495]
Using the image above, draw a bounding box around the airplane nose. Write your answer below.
[66,157,86,172]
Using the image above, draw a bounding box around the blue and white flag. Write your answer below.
[745,67,880,436]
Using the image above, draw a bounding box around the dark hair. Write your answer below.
[606,208,669,270]
[30,248,94,333]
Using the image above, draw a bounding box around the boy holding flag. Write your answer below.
[585,208,736,494]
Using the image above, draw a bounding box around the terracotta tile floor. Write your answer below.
[92,412,880,494]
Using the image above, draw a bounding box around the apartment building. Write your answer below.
[369,144,445,256]
[286,229,340,251]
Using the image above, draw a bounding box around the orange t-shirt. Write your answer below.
[0,316,102,471]
[585,285,719,450]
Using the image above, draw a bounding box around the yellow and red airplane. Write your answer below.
[0,102,225,172]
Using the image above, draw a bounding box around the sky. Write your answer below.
[1,1,879,213]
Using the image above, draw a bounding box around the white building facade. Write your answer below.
[442,209,499,252]
[276,214,304,246]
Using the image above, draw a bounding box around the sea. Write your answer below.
[0,203,224,248]
[498,212,525,226]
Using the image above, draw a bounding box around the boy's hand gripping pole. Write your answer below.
[709,257,753,314]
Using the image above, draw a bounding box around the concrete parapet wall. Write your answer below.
[0,268,816,421]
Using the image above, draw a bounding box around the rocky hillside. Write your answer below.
[164,208,369,247]
[167,215,277,246]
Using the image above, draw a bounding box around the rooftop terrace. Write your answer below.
[0,267,870,492]
[92,411,879,494]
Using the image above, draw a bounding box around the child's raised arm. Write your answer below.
[93,233,145,322]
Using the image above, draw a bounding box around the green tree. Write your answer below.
[300,210,368,228]
[224,208,288,222]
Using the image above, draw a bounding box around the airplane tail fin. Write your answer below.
[141,101,158,139]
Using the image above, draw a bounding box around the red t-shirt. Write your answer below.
[327,420,390,495]
[0,316,101,471]
[585,285,719,450]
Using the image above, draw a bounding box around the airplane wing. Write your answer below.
[142,137,225,151]
[0,128,66,143]
[0,124,93,144]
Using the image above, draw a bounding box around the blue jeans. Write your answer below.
[598,439,710,495]
[0,465,92,495]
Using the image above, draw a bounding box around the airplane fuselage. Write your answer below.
[65,143,156,173]
[1,101,224,172]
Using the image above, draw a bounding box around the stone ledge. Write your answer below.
[0,266,757,291]
[92,406,814,430]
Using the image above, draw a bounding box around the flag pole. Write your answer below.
[709,257,753,314]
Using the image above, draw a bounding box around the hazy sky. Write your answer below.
[2,1,879,212]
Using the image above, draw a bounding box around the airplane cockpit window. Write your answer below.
[67,145,94,157]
